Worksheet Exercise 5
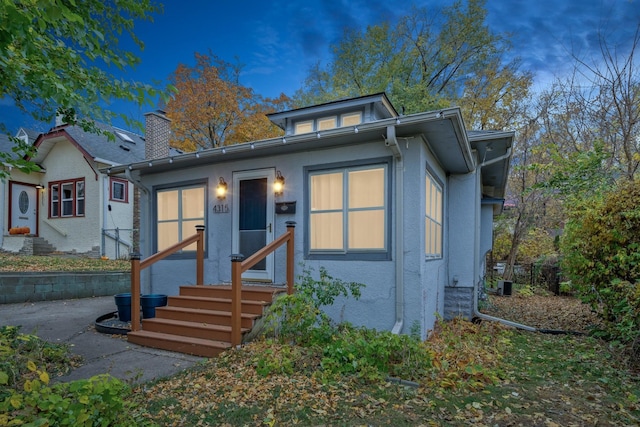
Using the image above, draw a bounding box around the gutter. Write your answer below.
[386,125,404,334]
[480,148,512,168]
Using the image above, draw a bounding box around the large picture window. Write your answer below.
[156,184,205,253]
[307,159,389,260]
[425,171,443,258]
[49,179,85,218]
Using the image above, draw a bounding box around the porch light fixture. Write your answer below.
[216,177,228,200]
[354,126,359,133]
[274,171,285,196]
[282,137,286,144]
[35,183,44,189]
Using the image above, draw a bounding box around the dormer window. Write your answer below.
[268,93,397,136]
[317,117,337,131]
[341,112,362,126]
[293,112,364,135]
[295,121,313,134]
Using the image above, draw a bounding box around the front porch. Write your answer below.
[126,222,295,357]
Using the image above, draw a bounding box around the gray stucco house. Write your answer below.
[106,93,513,342]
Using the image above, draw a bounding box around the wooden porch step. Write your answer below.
[154,306,259,329]
[168,295,268,315]
[141,317,249,342]
[179,285,285,303]
[127,330,231,358]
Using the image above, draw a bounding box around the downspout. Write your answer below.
[472,147,536,331]
[386,125,404,334]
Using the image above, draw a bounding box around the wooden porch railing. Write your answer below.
[231,221,296,346]
[129,225,205,332]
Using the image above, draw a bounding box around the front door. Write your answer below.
[10,182,38,234]
[232,169,275,281]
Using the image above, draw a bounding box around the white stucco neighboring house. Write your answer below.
[0,113,178,259]
[104,94,513,339]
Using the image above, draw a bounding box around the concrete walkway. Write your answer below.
[0,296,204,384]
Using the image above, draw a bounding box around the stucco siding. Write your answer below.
[136,139,408,331]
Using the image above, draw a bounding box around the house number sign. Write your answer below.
[213,204,229,213]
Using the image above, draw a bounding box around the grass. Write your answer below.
[0,253,130,272]
[132,320,640,426]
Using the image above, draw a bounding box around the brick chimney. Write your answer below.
[144,110,171,159]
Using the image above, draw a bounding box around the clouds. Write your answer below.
[484,0,640,84]
[3,0,638,133]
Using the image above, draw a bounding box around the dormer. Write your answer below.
[267,93,398,136]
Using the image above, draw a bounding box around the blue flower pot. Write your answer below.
[141,294,168,319]
[114,293,132,322]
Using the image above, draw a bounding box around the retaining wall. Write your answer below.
[0,272,130,304]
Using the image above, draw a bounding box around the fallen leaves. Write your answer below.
[0,253,130,272]
[481,293,601,332]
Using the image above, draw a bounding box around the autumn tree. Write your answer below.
[166,52,290,151]
[294,0,532,130]
[0,0,167,177]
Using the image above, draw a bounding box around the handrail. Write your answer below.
[230,221,296,346]
[129,225,205,332]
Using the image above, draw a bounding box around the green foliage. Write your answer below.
[0,326,77,391]
[516,284,535,297]
[0,326,153,426]
[262,266,434,384]
[317,324,433,383]
[0,0,171,176]
[294,0,531,130]
[1,371,153,426]
[264,265,365,345]
[535,140,614,208]
[560,179,640,346]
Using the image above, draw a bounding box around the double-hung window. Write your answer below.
[49,179,85,218]
[156,183,206,254]
[425,171,443,258]
[307,158,390,260]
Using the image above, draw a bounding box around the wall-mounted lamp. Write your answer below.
[35,183,44,189]
[274,171,285,196]
[216,177,228,200]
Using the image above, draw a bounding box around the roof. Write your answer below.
[102,97,513,202]
[31,121,146,167]
[267,93,398,132]
[0,133,15,158]
[104,107,477,175]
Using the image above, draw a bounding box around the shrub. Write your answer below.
[264,265,365,345]
[560,179,640,347]
[0,326,153,426]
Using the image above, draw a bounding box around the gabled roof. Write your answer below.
[31,121,146,167]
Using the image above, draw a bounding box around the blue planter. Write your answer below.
[114,293,132,322]
[141,294,168,319]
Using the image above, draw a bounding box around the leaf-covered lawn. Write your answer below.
[0,253,130,272]
[133,315,640,426]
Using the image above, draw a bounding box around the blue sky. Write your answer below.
[1,0,638,134]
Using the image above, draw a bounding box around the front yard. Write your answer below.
[1,254,638,425]
[130,295,638,426]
